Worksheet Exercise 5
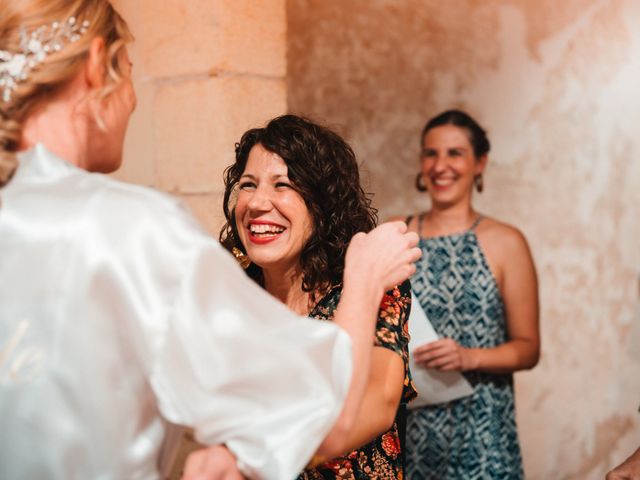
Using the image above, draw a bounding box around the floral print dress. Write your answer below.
[298,280,416,480]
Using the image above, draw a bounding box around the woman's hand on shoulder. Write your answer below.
[344,221,421,296]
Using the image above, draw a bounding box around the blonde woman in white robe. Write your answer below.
[0,1,420,478]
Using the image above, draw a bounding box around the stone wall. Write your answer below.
[287,1,640,479]
[112,0,287,234]
[108,1,640,477]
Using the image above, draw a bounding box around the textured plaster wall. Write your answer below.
[288,1,640,479]
[111,0,287,234]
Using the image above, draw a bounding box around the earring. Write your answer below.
[415,172,427,192]
[474,174,484,193]
[232,246,251,269]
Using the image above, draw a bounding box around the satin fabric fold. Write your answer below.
[0,144,352,479]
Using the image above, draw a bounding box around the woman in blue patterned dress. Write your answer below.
[390,110,540,479]
[220,115,418,479]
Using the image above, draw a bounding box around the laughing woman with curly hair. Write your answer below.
[220,114,417,479]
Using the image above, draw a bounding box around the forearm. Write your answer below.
[335,372,401,455]
[335,399,397,457]
[324,349,404,457]
[316,282,381,458]
[470,338,539,374]
[316,222,419,458]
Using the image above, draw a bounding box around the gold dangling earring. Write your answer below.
[474,174,484,193]
[232,246,251,269]
[415,172,427,192]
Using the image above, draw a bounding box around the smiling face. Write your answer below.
[419,124,487,208]
[234,144,314,273]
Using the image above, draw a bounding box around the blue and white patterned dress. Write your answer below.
[406,215,524,480]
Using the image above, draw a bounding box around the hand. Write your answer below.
[181,445,246,480]
[345,221,421,294]
[606,447,640,480]
[413,338,479,372]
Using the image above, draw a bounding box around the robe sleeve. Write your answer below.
[116,197,352,480]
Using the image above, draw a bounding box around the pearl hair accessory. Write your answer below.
[0,16,90,103]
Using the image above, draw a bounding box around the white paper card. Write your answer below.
[407,292,474,408]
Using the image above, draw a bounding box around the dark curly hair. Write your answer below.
[219,114,377,294]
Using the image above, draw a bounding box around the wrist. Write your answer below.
[465,348,482,371]
[341,279,383,310]
[335,282,381,340]
[342,255,386,298]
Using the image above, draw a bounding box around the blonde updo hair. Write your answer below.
[0,0,133,187]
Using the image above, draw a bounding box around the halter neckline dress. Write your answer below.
[405,214,524,479]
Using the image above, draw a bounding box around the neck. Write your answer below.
[263,265,310,315]
[425,202,477,235]
[19,75,90,170]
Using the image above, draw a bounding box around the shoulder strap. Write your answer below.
[404,215,413,226]
[469,215,484,231]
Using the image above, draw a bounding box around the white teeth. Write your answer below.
[249,224,285,234]
[433,177,454,186]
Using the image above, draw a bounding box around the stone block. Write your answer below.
[133,0,285,78]
[214,0,287,77]
[153,75,287,193]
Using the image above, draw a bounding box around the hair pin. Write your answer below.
[0,17,90,103]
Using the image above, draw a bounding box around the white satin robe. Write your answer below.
[0,144,352,479]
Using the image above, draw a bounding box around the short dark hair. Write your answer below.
[421,109,491,157]
[220,114,377,293]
